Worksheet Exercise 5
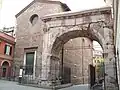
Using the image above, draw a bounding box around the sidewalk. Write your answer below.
[0,80,89,90]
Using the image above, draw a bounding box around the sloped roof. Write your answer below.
[15,0,70,18]
[0,31,15,44]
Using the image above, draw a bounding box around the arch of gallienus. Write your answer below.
[40,7,117,89]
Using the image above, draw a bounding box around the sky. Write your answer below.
[0,0,106,51]
[0,0,106,29]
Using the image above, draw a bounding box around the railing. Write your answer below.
[0,64,106,89]
[18,64,93,88]
[20,65,42,84]
[19,65,62,85]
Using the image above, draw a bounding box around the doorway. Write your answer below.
[2,61,9,78]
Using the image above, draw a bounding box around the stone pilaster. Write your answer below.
[104,46,117,90]
[41,33,51,86]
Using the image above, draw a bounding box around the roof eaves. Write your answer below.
[61,3,71,11]
[15,0,70,18]
[15,0,35,18]
[15,0,63,18]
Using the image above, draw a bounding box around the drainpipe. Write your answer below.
[114,46,119,90]
[113,0,120,89]
[61,46,64,84]
[82,38,84,84]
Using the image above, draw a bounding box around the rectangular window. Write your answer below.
[4,45,12,55]
[25,52,34,75]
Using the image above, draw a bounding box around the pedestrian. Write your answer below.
[18,66,23,84]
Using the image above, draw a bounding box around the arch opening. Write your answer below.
[1,61,10,78]
[50,29,104,85]
[51,30,104,56]
[2,61,9,66]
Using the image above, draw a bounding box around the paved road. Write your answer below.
[0,80,89,90]
[60,84,89,90]
[0,80,48,90]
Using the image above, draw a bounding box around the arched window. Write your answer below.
[30,14,38,25]
[2,61,9,66]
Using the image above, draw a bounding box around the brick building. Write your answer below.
[62,37,93,84]
[0,31,15,78]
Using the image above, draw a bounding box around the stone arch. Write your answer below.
[41,23,107,85]
[1,60,11,67]
[48,25,106,85]
[41,7,117,89]
[2,61,9,66]
[50,24,105,57]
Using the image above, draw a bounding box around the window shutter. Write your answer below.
[10,46,12,55]
[4,45,7,54]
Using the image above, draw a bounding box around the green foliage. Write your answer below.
[96,62,104,78]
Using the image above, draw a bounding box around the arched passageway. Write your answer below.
[60,37,93,85]
[41,7,117,89]
[49,30,104,85]
[1,61,10,77]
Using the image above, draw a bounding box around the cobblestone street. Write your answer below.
[0,80,89,90]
